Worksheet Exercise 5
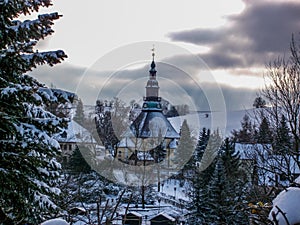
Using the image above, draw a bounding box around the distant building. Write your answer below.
[150,212,176,225]
[122,211,142,225]
[117,52,180,166]
[54,120,100,162]
[235,143,300,187]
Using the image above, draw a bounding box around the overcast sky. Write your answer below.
[29,0,300,111]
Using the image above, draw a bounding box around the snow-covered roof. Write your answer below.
[41,218,69,225]
[54,120,96,144]
[150,212,176,221]
[136,151,154,161]
[235,143,300,186]
[131,111,180,139]
[235,143,272,160]
[117,137,135,148]
[127,211,143,217]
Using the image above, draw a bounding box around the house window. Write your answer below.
[64,144,67,150]
[69,145,72,150]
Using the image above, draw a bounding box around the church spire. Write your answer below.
[149,46,157,76]
[145,46,159,100]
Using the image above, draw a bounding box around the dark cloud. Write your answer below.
[169,0,300,69]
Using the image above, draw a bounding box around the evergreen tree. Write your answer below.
[253,96,266,108]
[68,146,92,174]
[187,130,221,224]
[232,114,255,143]
[173,119,194,172]
[257,117,273,144]
[188,138,249,225]
[221,138,241,176]
[194,127,210,163]
[274,115,292,154]
[204,139,249,225]
[73,98,85,126]
[0,1,68,224]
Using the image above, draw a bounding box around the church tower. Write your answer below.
[131,49,179,140]
[145,49,159,100]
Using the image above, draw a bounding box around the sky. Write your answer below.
[29,0,300,112]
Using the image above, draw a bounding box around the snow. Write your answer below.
[41,218,69,225]
[268,187,300,224]
[54,120,96,144]
[151,212,176,221]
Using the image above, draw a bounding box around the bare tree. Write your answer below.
[262,34,300,166]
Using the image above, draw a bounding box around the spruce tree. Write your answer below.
[0,1,68,224]
[257,117,273,144]
[187,129,220,224]
[73,98,85,126]
[275,115,291,154]
[173,119,194,174]
[232,114,255,143]
[204,138,249,225]
[68,146,92,174]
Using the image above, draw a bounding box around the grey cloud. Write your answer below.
[29,63,258,111]
[169,0,300,69]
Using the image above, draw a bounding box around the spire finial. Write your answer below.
[149,45,157,74]
[151,45,155,61]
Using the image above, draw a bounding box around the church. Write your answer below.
[117,51,180,166]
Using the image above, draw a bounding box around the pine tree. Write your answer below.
[0,1,68,224]
[257,117,273,144]
[73,98,85,126]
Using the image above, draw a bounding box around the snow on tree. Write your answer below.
[41,218,69,225]
[269,187,300,225]
[173,119,194,172]
[0,0,69,224]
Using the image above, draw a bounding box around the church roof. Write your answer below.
[130,110,180,139]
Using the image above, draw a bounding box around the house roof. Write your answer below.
[54,120,96,144]
[235,143,300,186]
[117,137,136,148]
[150,212,176,221]
[129,151,154,161]
[235,143,272,160]
[126,211,143,217]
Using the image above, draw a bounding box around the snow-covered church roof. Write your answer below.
[54,120,96,144]
[130,110,180,139]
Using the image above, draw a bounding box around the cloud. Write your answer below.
[169,0,300,69]
[29,62,258,111]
